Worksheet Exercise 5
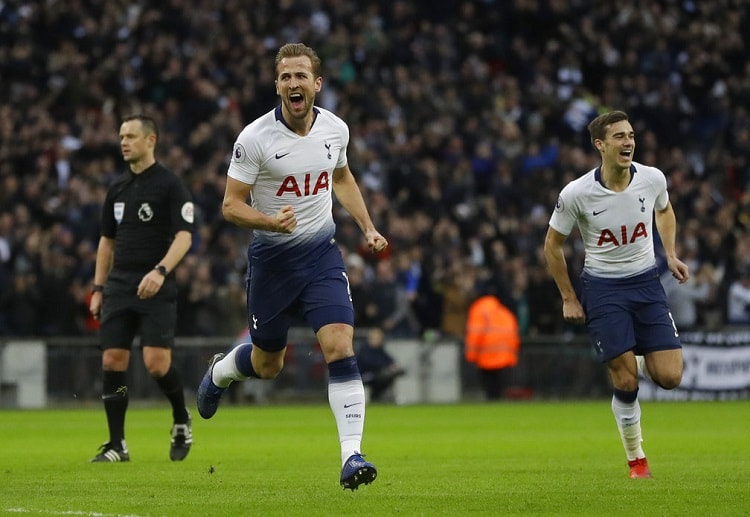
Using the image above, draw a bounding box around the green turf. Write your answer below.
[1,400,748,516]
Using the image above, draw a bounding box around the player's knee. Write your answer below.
[255,361,283,379]
[653,365,682,390]
[144,355,170,377]
[656,371,682,390]
[102,350,129,371]
[145,362,169,377]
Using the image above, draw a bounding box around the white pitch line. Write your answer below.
[5,508,152,517]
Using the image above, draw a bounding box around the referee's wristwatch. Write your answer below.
[154,264,168,277]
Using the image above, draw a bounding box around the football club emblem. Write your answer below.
[138,203,154,222]
[114,202,125,224]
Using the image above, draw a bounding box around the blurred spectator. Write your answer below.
[660,242,718,330]
[346,252,377,328]
[174,256,198,336]
[0,271,41,335]
[726,265,750,325]
[440,261,476,339]
[368,258,419,338]
[356,327,405,403]
[187,259,220,336]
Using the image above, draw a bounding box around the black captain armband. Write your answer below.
[154,265,168,276]
[92,284,104,293]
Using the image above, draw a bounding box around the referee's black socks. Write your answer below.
[155,366,189,424]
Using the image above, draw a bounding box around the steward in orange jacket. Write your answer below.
[465,295,520,370]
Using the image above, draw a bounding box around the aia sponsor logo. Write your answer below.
[597,222,648,246]
[276,171,330,197]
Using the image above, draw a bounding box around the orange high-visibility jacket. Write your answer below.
[464,295,520,370]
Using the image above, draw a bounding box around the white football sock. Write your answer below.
[328,379,366,466]
[211,346,249,388]
[611,395,645,461]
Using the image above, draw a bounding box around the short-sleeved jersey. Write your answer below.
[228,106,348,270]
[548,162,669,278]
[101,163,194,274]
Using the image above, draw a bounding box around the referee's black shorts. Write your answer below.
[99,270,177,350]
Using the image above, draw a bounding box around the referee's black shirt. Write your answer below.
[101,163,194,274]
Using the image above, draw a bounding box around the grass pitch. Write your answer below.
[1,400,748,516]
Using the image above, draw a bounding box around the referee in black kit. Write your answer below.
[89,114,194,462]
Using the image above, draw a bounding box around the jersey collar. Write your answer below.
[275,105,320,133]
[130,161,158,177]
[594,163,637,188]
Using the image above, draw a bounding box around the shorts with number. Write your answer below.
[580,267,681,362]
[99,270,177,349]
[246,244,353,352]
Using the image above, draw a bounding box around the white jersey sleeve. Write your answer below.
[549,162,669,278]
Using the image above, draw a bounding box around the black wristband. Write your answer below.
[92,284,104,293]
[154,265,168,276]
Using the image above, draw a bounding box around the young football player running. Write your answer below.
[544,110,689,479]
[197,43,388,490]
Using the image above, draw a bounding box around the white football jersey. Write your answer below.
[549,162,669,278]
[228,106,348,267]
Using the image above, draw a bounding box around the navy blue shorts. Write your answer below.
[580,267,681,362]
[246,244,354,352]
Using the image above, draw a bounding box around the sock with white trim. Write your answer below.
[612,389,645,461]
[328,356,366,466]
[211,343,257,388]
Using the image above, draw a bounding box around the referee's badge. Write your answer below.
[138,203,154,222]
[114,202,124,223]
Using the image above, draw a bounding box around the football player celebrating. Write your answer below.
[197,43,388,490]
[544,110,689,479]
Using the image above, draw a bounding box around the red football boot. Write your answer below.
[628,457,652,479]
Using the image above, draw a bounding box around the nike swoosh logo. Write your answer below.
[275,152,290,159]
[343,402,363,408]
[592,209,607,216]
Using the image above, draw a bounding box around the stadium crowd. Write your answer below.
[1,0,750,340]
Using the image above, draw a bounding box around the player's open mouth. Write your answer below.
[620,150,632,157]
[289,93,304,107]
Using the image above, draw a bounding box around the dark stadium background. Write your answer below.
[1,1,749,405]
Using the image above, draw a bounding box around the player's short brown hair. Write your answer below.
[275,43,322,77]
[588,110,629,148]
